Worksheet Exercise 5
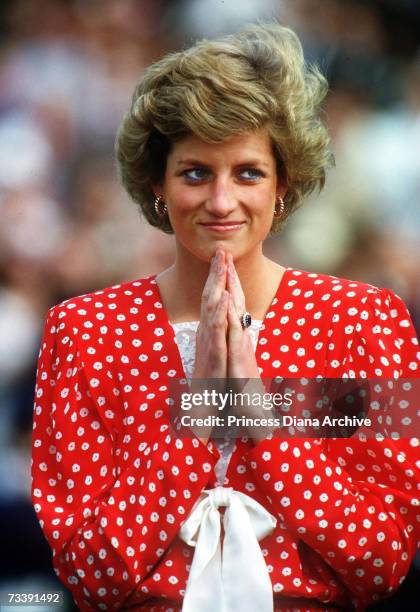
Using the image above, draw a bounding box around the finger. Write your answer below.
[201,250,226,316]
[206,249,225,298]
[226,252,245,314]
[214,289,229,320]
[212,289,229,338]
[227,293,243,340]
[201,250,220,301]
[195,289,228,379]
[208,252,227,312]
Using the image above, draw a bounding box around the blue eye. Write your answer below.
[182,168,209,182]
[181,167,264,182]
[239,168,264,180]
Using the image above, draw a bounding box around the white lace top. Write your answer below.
[170,319,263,486]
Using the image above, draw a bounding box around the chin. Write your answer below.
[195,242,247,263]
[179,233,254,263]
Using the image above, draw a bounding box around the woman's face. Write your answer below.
[159,128,286,262]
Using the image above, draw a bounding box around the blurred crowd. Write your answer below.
[0,0,419,609]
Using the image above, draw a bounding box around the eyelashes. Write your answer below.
[181,167,266,183]
[182,168,210,182]
[240,168,265,180]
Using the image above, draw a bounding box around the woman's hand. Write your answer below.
[226,252,260,380]
[191,249,268,445]
[226,253,276,442]
[190,249,229,444]
[193,249,229,380]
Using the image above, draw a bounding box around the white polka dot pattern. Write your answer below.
[31,270,420,611]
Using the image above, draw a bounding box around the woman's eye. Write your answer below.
[239,168,264,180]
[182,168,209,182]
[181,167,264,182]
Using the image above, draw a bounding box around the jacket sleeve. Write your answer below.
[243,287,420,605]
[31,305,216,611]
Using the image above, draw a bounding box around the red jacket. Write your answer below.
[31,269,420,611]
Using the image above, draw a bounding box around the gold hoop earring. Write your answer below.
[154,195,167,217]
[274,196,284,218]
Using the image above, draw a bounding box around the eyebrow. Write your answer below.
[176,159,208,167]
[176,158,271,167]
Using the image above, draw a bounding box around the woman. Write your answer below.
[31,23,419,611]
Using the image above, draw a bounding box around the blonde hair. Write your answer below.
[115,22,333,233]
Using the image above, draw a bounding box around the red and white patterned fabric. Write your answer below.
[31,269,420,611]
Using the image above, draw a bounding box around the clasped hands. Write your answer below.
[190,249,273,444]
[192,248,259,381]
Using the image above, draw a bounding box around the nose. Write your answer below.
[204,177,236,217]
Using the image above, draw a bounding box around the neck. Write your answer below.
[156,242,285,323]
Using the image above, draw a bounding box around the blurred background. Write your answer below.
[0,0,419,610]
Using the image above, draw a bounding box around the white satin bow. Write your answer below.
[179,486,277,612]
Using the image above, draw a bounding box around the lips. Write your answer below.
[199,222,244,226]
[198,221,246,232]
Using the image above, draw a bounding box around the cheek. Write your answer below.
[167,189,199,217]
[252,192,275,220]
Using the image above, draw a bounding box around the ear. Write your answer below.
[276,183,288,201]
[152,184,163,199]
[275,163,288,200]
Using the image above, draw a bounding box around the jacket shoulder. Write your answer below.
[288,269,383,302]
[49,275,158,318]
